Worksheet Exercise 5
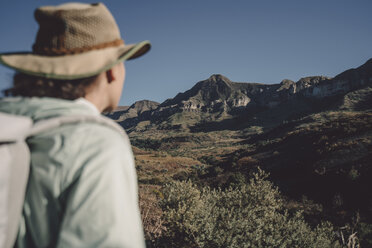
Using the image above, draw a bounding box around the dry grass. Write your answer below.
[139,185,165,243]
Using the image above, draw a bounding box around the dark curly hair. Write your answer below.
[4,72,99,100]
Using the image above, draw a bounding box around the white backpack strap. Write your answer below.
[0,113,33,248]
[0,113,32,141]
[30,115,125,137]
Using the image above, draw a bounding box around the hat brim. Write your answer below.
[0,40,150,80]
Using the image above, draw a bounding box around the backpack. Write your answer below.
[0,112,124,248]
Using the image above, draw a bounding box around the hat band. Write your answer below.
[32,39,124,56]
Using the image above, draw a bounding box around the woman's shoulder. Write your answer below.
[29,116,130,171]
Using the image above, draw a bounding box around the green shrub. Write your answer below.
[158,169,340,248]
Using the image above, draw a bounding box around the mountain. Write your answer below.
[108,58,372,245]
[112,58,372,132]
[106,99,159,121]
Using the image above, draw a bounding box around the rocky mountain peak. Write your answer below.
[280,79,295,85]
[190,74,236,103]
[193,74,234,96]
[297,76,330,84]
[106,100,159,122]
[276,79,296,92]
[207,74,232,84]
[130,100,160,114]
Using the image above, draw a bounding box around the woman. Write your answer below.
[0,3,150,247]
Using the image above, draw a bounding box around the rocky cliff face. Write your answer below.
[158,74,252,113]
[110,58,372,129]
[301,59,372,97]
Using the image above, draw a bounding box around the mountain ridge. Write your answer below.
[109,58,372,131]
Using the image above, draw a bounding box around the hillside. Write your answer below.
[107,58,372,246]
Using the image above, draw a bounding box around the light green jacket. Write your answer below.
[0,97,145,248]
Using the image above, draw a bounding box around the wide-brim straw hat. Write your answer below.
[0,2,151,80]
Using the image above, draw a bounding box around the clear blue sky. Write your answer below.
[0,0,371,106]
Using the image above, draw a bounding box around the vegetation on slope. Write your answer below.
[109,60,372,247]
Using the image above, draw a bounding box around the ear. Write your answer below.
[106,68,116,84]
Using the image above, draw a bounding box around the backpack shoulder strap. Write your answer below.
[0,113,33,248]
[0,112,33,141]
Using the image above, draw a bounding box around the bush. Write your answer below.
[158,169,340,247]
